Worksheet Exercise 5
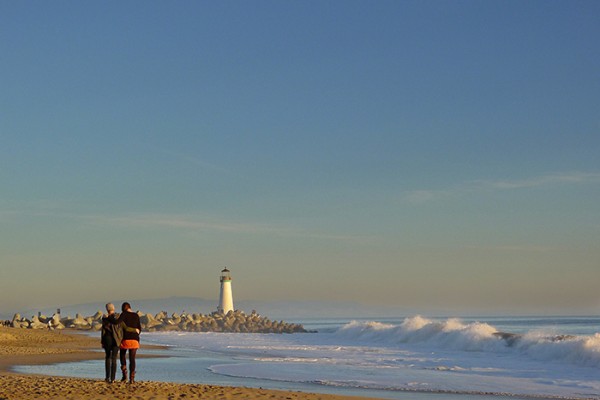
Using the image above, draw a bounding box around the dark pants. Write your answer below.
[120,348,137,374]
[104,346,119,382]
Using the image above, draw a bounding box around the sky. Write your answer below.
[1,1,599,316]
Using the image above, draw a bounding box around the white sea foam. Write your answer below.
[334,316,600,368]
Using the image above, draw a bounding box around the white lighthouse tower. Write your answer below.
[218,267,234,314]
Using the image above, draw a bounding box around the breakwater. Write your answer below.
[9,309,307,334]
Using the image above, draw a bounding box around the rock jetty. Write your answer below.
[10,310,307,334]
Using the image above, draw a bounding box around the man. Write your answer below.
[101,303,123,383]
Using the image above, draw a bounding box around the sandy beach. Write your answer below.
[0,326,378,400]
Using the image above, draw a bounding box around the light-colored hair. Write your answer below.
[105,303,115,312]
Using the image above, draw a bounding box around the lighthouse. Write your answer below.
[218,267,234,314]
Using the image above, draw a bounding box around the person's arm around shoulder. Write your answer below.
[107,312,121,324]
[135,312,142,334]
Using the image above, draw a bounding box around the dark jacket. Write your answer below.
[101,313,123,348]
[119,311,142,342]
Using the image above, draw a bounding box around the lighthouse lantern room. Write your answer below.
[218,267,234,314]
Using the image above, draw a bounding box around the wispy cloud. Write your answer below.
[0,200,79,222]
[159,148,231,174]
[462,244,554,253]
[402,190,442,204]
[88,213,279,234]
[475,172,600,190]
[85,213,369,242]
[1,199,370,243]
[0,210,20,222]
[403,171,600,204]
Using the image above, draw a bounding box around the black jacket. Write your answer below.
[119,311,142,342]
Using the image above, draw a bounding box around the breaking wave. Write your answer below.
[334,316,600,368]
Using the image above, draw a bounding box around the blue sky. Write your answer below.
[1,1,599,315]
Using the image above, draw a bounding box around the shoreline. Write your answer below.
[0,326,379,400]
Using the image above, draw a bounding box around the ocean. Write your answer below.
[14,315,600,400]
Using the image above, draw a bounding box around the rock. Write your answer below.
[10,308,307,333]
[140,314,163,329]
[92,311,103,321]
[10,314,29,329]
[157,324,179,332]
[29,316,46,329]
[91,321,103,331]
[155,311,167,320]
[69,314,90,329]
[51,314,65,330]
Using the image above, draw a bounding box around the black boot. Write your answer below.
[120,365,127,382]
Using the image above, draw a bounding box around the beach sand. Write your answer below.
[0,326,378,400]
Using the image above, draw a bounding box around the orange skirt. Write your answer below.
[120,339,140,349]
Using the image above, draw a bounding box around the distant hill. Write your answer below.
[9,297,215,321]
[4,297,406,321]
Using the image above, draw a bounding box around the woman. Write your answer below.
[118,302,141,383]
[101,303,122,383]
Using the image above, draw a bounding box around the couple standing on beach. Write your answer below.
[101,302,142,384]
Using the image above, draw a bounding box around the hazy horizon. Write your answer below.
[3,295,596,323]
[2,2,599,317]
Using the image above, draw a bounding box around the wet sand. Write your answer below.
[0,327,378,400]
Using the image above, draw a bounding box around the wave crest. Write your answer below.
[335,316,600,368]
